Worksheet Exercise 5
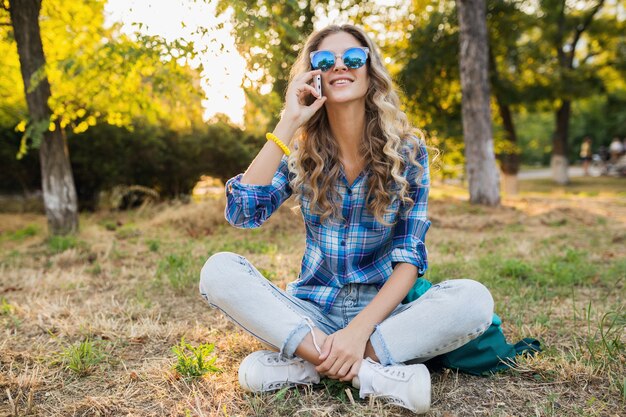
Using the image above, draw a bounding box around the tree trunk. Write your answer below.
[488,42,519,195]
[456,0,500,206]
[497,102,520,195]
[9,0,78,235]
[551,100,571,185]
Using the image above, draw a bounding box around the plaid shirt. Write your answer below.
[224,142,430,313]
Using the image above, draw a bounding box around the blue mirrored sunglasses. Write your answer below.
[310,47,370,72]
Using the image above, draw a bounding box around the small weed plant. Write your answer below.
[172,337,220,379]
[61,339,105,376]
[0,297,14,315]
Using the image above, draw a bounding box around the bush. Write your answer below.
[0,119,262,210]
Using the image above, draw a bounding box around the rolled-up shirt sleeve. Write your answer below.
[224,156,293,228]
[389,142,431,275]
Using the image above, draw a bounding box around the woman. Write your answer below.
[199,24,494,414]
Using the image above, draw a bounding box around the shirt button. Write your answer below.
[347,189,352,195]
[340,240,346,246]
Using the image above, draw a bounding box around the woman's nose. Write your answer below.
[333,55,348,71]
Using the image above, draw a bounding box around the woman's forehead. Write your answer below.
[318,32,361,52]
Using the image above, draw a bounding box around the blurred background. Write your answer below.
[1,0,625,214]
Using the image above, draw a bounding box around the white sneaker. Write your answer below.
[238,350,320,392]
[354,358,431,413]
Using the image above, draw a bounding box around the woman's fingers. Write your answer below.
[340,360,362,382]
[297,68,323,83]
[297,84,320,104]
[317,355,337,374]
[282,69,326,125]
[335,361,353,379]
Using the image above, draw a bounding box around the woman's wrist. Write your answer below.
[346,318,376,340]
[273,117,299,146]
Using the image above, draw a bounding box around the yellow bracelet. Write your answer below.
[266,132,291,156]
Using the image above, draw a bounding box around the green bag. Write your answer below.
[404,278,541,376]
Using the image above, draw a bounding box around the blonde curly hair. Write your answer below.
[286,24,428,226]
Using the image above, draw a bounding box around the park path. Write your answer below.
[518,166,584,180]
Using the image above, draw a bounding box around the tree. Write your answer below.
[486,0,536,195]
[2,0,205,234]
[534,0,611,184]
[395,1,530,189]
[456,0,500,205]
[8,0,78,234]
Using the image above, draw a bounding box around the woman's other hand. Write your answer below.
[315,325,370,382]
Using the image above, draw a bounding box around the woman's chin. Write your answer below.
[325,94,364,105]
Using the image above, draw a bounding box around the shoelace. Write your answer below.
[303,317,322,354]
[371,362,407,378]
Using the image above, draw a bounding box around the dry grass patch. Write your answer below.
[0,189,624,416]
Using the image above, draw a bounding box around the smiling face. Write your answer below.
[316,31,370,104]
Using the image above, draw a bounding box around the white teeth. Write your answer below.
[333,79,352,85]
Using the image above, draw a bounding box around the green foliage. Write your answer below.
[397,0,626,167]
[320,378,360,403]
[115,223,141,240]
[601,258,626,283]
[256,268,277,281]
[172,337,220,378]
[0,119,262,205]
[60,339,105,376]
[100,220,118,231]
[1,0,205,159]
[423,261,465,284]
[498,259,534,281]
[0,297,14,316]
[47,235,78,253]
[66,120,257,207]
[1,225,38,241]
[571,301,625,399]
[538,249,595,286]
[146,239,160,252]
[157,253,196,292]
[219,238,277,255]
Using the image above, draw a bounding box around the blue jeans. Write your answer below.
[199,252,494,366]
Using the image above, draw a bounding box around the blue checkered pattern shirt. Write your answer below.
[224,142,430,313]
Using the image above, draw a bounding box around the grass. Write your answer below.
[46,234,78,253]
[3,224,38,241]
[156,252,199,293]
[59,339,106,376]
[518,176,626,197]
[172,337,221,379]
[0,182,624,416]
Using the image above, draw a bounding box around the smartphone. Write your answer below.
[314,74,322,98]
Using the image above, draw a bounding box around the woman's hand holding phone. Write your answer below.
[281,69,327,129]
